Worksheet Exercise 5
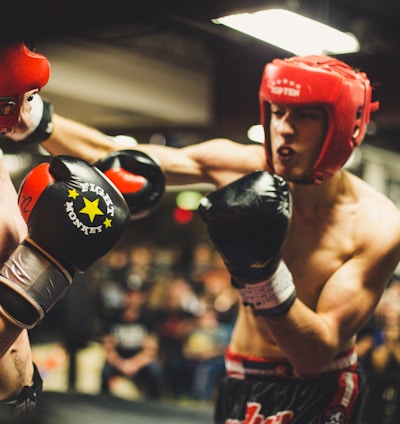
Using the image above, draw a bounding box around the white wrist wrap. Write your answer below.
[237,261,296,315]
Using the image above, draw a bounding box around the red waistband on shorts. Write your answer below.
[225,346,358,380]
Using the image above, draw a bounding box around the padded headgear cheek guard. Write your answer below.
[0,41,50,129]
[259,55,380,184]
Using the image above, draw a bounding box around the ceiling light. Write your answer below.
[213,9,360,55]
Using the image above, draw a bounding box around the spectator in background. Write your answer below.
[181,266,238,402]
[95,248,132,323]
[356,314,381,370]
[183,307,232,402]
[187,242,215,292]
[100,282,163,400]
[200,267,239,327]
[152,245,185,277]
[147,273,203,399]
[128,243,157,287]
[361,275,400,424]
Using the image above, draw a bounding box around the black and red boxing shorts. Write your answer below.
[214,347,367,424]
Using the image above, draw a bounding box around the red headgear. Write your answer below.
[259,55,379,184]
[0,41,50,130]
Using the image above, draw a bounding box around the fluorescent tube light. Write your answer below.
[213,9,360,55]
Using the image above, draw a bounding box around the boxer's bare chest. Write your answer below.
[230,198,360,355]
[282,202,357,306]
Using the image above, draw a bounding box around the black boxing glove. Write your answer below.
[5,94,54,143]
[95,150,165,219]
[0,155,130,328]
[198,171,296,316]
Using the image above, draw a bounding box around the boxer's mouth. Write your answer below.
[277,146,294,161]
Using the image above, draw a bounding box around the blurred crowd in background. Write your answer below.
[27,240,400,423]
[30,242,239,404]
[357,274,400,424]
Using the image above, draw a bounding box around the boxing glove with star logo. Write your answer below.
[0,155,130,328]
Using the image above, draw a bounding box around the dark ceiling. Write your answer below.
[3,0,400,151]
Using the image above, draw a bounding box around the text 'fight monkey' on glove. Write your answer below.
[198,171,296,316]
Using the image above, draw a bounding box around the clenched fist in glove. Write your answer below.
[198,171,296,316]
[0,155,130,329]
[95,150,165,219]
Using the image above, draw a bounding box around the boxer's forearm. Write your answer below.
[43,114,206,185]
[41,114,116,163]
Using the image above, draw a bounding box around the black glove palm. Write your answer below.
[199,171,291,283]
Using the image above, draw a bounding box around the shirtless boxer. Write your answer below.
[0,41,164,417]
[8,52,400,422]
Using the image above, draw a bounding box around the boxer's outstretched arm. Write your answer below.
[7,95,267,186]
[42,114,220,185]
[41,114,116,162]
[44,114,266,187]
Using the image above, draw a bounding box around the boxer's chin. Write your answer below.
[276,168,312,184]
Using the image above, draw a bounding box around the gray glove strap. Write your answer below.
[0,244,71,329]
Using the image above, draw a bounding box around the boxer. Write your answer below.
[0,40,163,417]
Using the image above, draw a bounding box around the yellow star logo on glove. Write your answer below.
[68,189,79,199]
[103,217,112,228]
[79,198,104,222]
